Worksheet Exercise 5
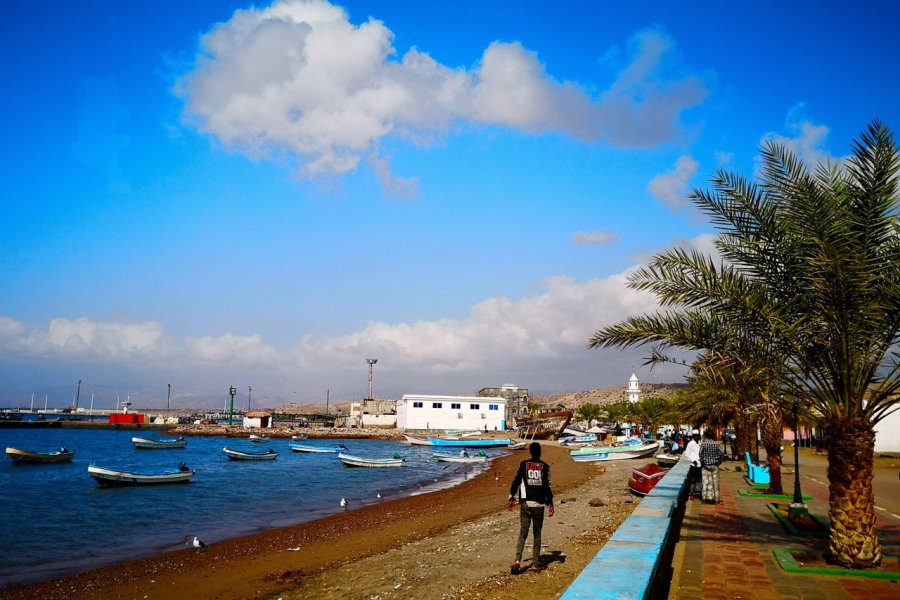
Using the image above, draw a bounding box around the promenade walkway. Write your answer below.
[668,456,900,599]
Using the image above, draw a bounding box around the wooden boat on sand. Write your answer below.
[6,446,74,464]
[88,464,194,486]
[338,453,404,468]
[223,447,278,460]
[132,436,187,449]
[570,441,660,462]
[655,453,681,467]
[628,463,669,496]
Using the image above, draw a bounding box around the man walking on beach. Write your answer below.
[700,429,725,504]
[508,442,554,574]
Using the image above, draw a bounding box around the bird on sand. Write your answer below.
[193,536,207,548]
[340,498,347,508]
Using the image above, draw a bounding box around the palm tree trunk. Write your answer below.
[825,417,882,568]
[759,402,784,495]
[734,411,754,461]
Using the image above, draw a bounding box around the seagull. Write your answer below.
[193,536,207,549]
[376,493,382,500]
[340,498,347,508]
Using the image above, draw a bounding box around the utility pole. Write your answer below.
[167,383,171,411]
[75,379,82,411]
[248,386,252,411]
[326,388,330,414]
[228,386,236,425]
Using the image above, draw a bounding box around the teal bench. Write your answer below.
[745,451,770,485]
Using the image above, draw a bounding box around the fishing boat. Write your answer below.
[628,463,669,496]
[655,453,681,467]
[131,436,187,449]
[223,447,278,460]
[87,464,194,486]
[338,453,404,468]
[428,437,511,448]
[5,446,74,464]
[432,451,488,463]
[570,441,660,462]
[290,434,308,441]
[508,441,527,450]
[289,443,347,453]
[403,434,432,446]
[248,434,270,443]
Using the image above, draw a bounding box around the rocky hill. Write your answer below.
[531,383,687,410]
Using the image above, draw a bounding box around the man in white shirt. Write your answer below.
[684,429,702,499]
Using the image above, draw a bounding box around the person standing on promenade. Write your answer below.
[507,442,555,573]
[684,429,702,499]
[699,429,726,504]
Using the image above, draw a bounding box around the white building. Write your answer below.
[397,394,507,431]
[875,408,900,454]
[627,371,642,403]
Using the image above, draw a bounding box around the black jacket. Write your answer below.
[509,458,553,506]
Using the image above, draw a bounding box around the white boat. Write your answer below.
[223,447,278,460]
[338,453,404,468]
[6,446,74,463]
[289,443,348,453]
[88,464,194,486]
[656,453,681,467]
[290,434,308,441]
[248,434,270,443]
[131,436,187,449]
[508,441,527,450]
[403,435,432,446]
[570,441,660,462]
[433,451,488,463]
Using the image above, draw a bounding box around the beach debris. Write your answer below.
[589,497,605,507]
[192,536,208,549]
[287,547,301,552]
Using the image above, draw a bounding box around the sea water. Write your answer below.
[0,428,490,588]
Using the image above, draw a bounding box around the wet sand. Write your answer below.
[0,444,638,600]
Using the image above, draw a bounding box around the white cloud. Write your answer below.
[762,106,846,169]
[571,229,620,246]
[647,155,699,210]
[184,333,285,366]
[178,0,707,193]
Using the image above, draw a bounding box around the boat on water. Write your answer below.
[248,434,270,443]
[88,464,194,486]
[570,441,660,462]
[428,437,511,448]
[223,447,278,461]
[289,443,348,453]
[655,453,681,467]
[403,434,432,446]
[290,434,308,441]
[6,446,74,464]
[338,452,404,468]
[432,451,488,463]
[131,436,187,449]
[628,463,669,495]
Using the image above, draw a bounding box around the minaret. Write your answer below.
[627,370,642,403]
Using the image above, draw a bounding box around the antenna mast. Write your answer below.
[366,358,378,400]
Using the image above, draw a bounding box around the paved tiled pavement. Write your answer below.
[668,460,900,599]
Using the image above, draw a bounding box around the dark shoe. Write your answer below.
[511,561,521,574]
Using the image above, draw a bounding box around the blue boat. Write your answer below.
[427,437,511,448]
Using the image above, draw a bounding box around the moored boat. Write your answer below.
[248,434,270,443]
[428,437,511,448]
[432,451,488,463]
[403,434,432,446]
[88,464,194,486]
[338,452,404,468]
[6,446,74,464]
[131,436,187,449]
[290,434,308,441]
[628,462,669,495]
[289,443,347,453]
[570,441,660,462]
[223,447,278,460]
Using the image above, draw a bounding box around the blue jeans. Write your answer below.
[515,504,545,565]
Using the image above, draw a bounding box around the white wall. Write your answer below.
[875,408,900,454]
[361,413,397,428]
[397,395,507,431]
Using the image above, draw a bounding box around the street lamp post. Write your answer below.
[790,393,808,517]
[228,386,236,426]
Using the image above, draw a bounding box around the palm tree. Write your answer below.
[590,121,900,568]
[575,402,602,425]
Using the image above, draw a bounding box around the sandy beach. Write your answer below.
[1,444,641,600]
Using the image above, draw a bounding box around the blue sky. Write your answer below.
[2,0,898,409]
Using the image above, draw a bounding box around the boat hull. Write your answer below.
[570,442,660,462]
[289,444,343,453]
[403,435,432,446]
[88,465,194,486]
[223,447,277,460]
[655,453,680,467]
[428,437,510,448]
[338,453,403,467]
[131,437,187,449]
[6,447,74,463]
[628,463,668,495]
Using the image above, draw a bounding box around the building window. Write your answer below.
[470,404,480,410]
[489,404,498,410]
[432,402,443,409]
[412,402,423,408]
[451,403,461,409]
